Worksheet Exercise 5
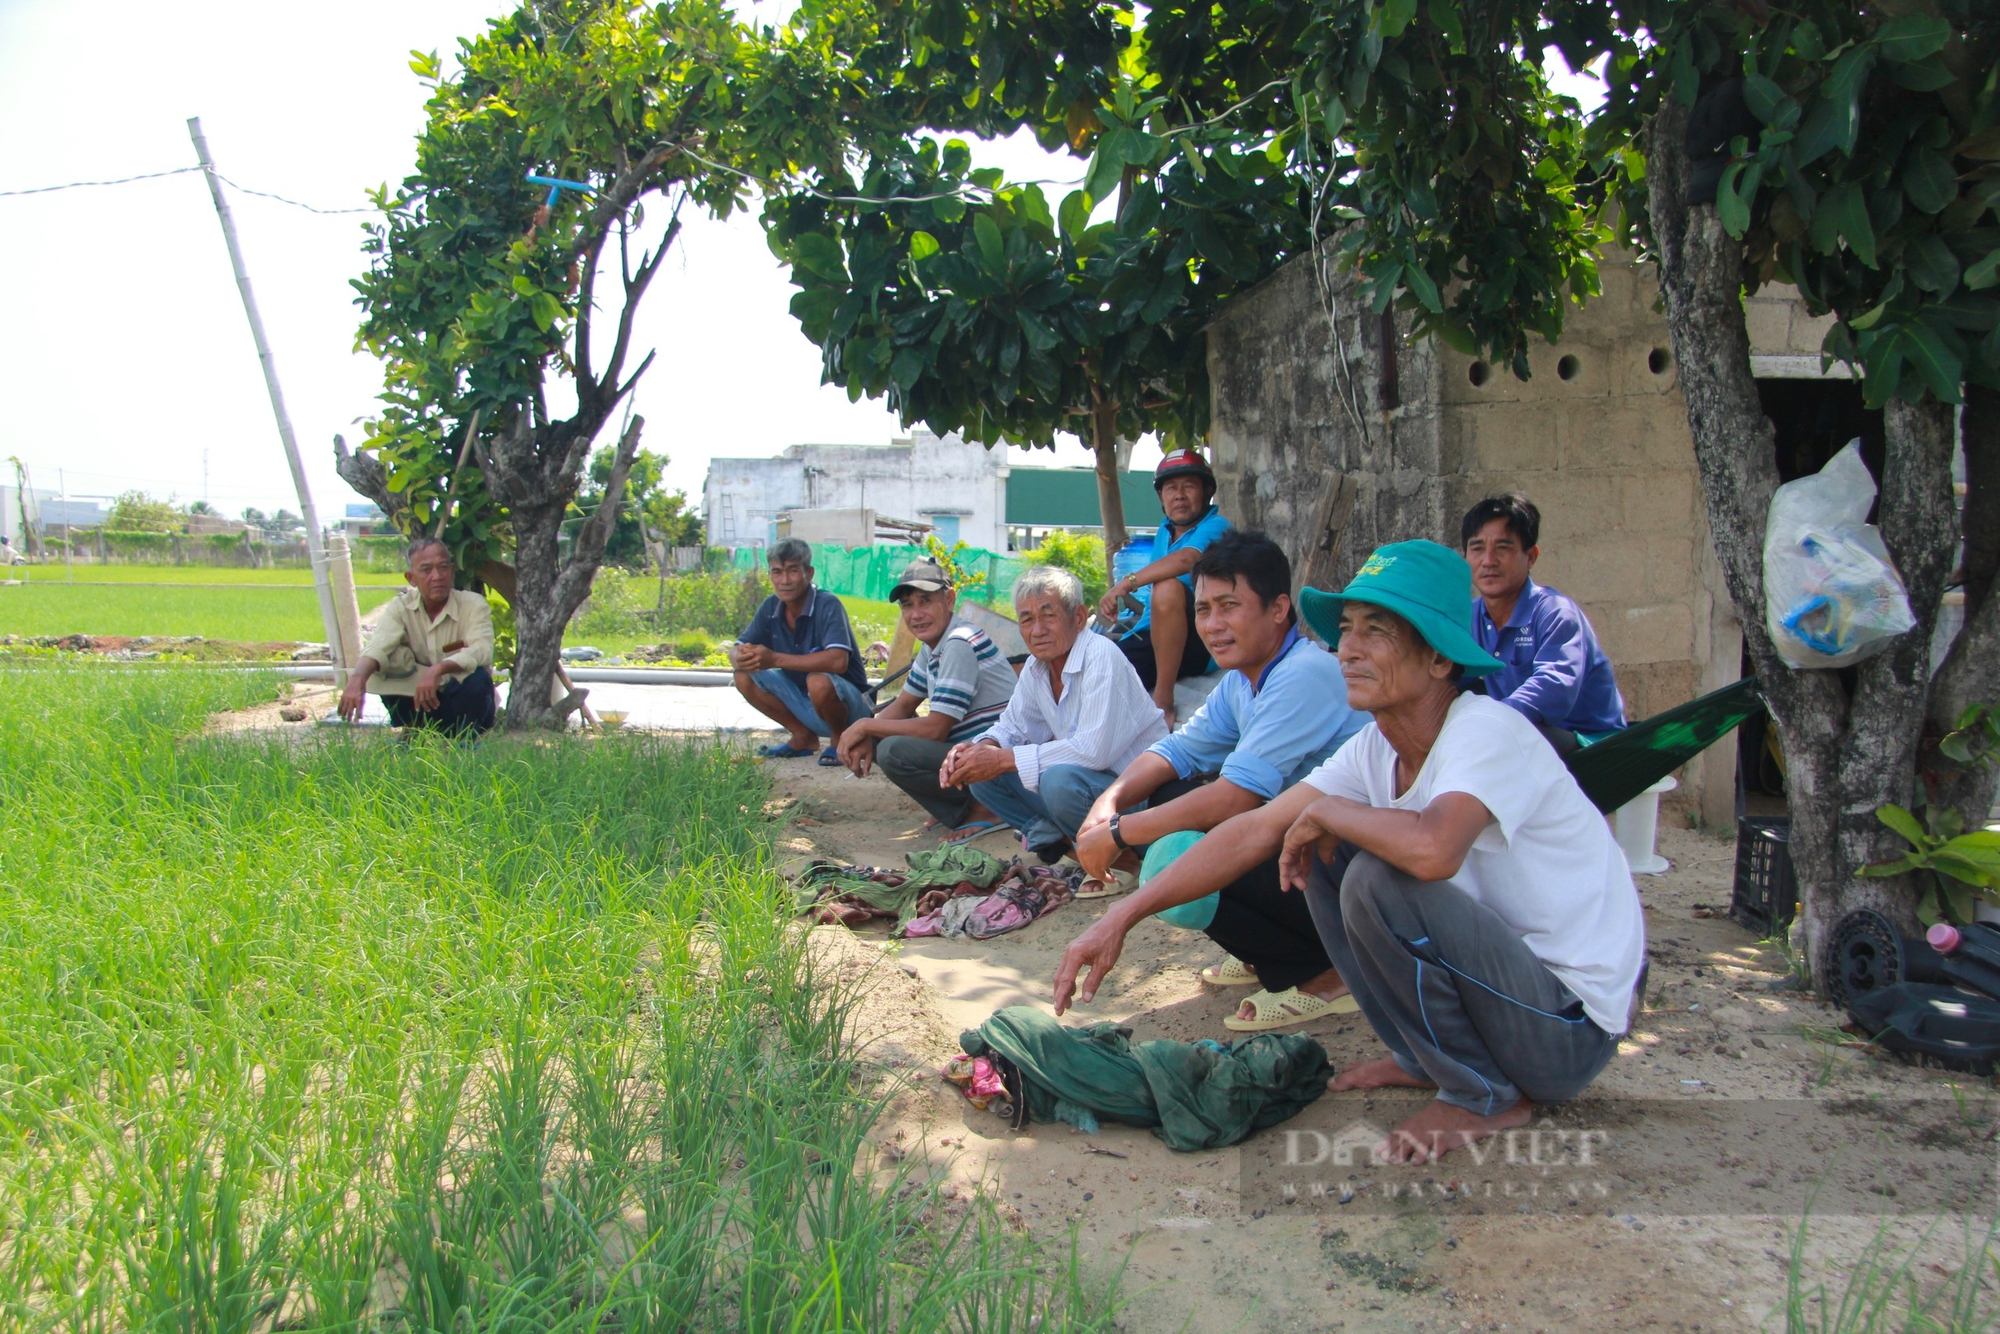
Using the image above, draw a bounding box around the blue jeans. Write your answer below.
[750,668,874,741]
[1304,850,1620,1115]
[969,764,1126,851]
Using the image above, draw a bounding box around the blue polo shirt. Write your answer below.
[1471,579,1627,735]
[739,586,869,693]
[1147,627,1370,799]
[1132,503,1233,632]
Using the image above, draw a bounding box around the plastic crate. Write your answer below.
[1730,815,1797,936]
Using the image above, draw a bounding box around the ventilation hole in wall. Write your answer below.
[1649,347,1672,375]
[1467,360,1491,387]
[1557,354,1582,382]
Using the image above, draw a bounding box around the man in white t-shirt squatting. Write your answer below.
[1053,539,1646,1164]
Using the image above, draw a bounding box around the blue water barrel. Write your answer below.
[1111,537,1151,585]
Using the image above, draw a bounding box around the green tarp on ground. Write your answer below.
[959,1005,1332,1151]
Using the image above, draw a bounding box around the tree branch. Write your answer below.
[602,212,683,396]
[553,414,646,613]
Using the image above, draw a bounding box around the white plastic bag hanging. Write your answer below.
[1762,440,1915,669]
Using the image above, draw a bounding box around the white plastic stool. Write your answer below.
[1611,775,1677,875]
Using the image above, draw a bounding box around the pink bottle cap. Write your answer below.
[1927,923,1962,954]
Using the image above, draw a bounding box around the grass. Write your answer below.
[0,583,397,641]
[1784,1205,1999,1332]
[0,666,1118,1331]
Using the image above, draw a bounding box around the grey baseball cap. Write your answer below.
[890,557,953,600]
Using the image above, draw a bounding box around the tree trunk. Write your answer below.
[507,497,569,729]
[1925,382,2000,830]
[1642,99,1957,976]
[1091,388,1128,591]
[477,411,646,730]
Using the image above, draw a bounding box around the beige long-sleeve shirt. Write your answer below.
[360,588,494,697]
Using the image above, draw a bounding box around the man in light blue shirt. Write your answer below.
[1075,530,1369,1032]
[1096,450,1234,725]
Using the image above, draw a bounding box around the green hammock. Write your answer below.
[1566,677,1765,814]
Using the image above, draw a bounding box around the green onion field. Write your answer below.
[0,666,1112,1330]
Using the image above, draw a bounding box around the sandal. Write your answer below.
[818,746,843,767]
[760,742,817,759]
[1075,866,1137,899]
[1222,987,1359,1032]
[1200,957,1259,987]
[942,818,1009,846]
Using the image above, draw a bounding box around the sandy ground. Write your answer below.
[770,755,1997,1333]
[207,688,1994,1330]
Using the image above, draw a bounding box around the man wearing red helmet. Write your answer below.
[1096,449,1232,725]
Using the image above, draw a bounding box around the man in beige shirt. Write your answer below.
[338,537,497,735]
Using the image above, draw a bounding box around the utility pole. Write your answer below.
[187,116,350,668]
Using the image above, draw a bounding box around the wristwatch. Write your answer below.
[1109,812,1132,851]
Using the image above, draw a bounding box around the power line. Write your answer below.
[0,164,373,214]
[211,173,374,215]
[0,166,200,197]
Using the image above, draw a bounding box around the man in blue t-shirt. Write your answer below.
[730,538,874,763]
[1074,531,1370,1032]
[1460,493,1627,754]
[1095,450,1233,725]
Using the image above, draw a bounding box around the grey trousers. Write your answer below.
[1305,850,1621,1115]
[875,734,966,828]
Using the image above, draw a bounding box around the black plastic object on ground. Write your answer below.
[958,1005,1332,1152]
[1565,677,1766,815]
[1935,921,2000,1001]
[1729,816,1798,936]
[1825,909,1950,1015]
[1845,983,2000,1075]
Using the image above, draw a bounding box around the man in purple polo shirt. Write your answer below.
[1460,494,1626,755]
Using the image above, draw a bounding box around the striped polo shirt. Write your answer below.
[906,619,1016,742]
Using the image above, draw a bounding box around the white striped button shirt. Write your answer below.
[983,629,1169,790]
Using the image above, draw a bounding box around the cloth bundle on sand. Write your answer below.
[903,860,1081,940]
[957,1005,1332,1151]
[792,845,1006,929]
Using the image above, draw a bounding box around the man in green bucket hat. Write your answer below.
[1054,539,1644,1164]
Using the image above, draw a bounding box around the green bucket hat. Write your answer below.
[1297,540,1504,675]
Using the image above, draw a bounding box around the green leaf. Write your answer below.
[1402,261,1443,313]
[792,232,848,281]
[1887,53,1957,92]
[529,290,563,333]
[1084,130,1130,205]
[1742,74,1793,128]
[1963,248,2000,291]
[1877,803,1928,847]
[1058,190,1091,243]
[890,348,926,392]
[973,213,1005,271]
[1898,318,1965,402]
[1906,233,1961,295]
[1426,0,1465,53]
[1902,148,1958,214]
[1792,20,1826,62]
[1378,0,1418,39]
[1874,14,1951,64]
[1717,161,1753,237]
[1857,856,1920,878]
[1322,94,1348,141]
[907,230,939,262]
[1823,181,1876,266]
[1956,127,2000,161]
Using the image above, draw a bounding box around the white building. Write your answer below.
[703,429,1009,550]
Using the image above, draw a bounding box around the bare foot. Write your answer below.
[1329,1056,1437,1092]
[1378,1097,1533,1164]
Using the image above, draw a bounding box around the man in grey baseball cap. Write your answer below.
[836,556,1019,842]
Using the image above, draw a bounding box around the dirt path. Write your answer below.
[773,756,1992,1333]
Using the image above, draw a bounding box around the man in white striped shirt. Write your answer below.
[941,566,1168,859]
[836,558,1017,838]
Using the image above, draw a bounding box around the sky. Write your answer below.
[0,3,1599,525]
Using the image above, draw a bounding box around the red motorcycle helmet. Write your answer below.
[1153,448,1216,499]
